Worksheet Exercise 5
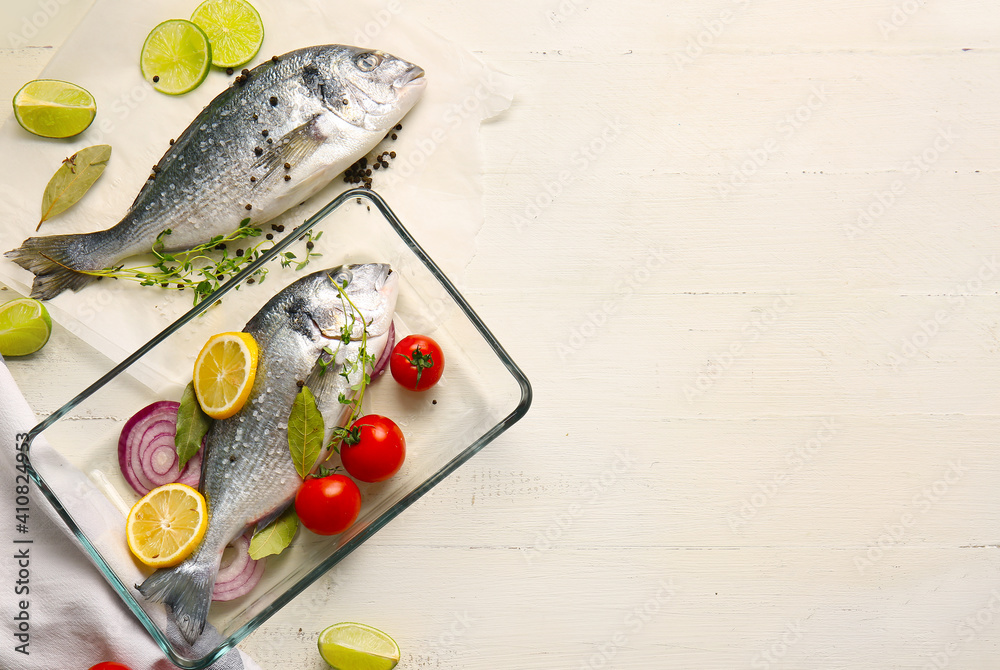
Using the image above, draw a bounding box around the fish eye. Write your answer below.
[330,269,352,288]
[355,52,382,72]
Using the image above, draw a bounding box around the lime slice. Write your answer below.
[12,79,96,139]
[0,298,52,357]
[191,0,264,68]
[140,19,212,95]
[318,623,400,670]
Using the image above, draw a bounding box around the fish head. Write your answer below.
[320,46,426,132]
[321,263,399,341]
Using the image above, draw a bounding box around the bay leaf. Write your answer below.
[175,381,211,469]
[38,144,111,230]
[288,385,325,479]
[249,507,298,560]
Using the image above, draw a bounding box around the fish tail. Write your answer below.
[4,233,103,301]
[137,555,219,644]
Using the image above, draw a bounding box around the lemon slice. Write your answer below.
[318,623,400,670]
[191,0,264,68]
[12,79,96,138]
[193,331,258,419]
[140,19,212,95]
[126,483,208,568]
[0,297,52,357]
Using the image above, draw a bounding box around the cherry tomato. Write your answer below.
[390,334,444,391]
[88,664,134,670]
[340,414,406,483]
[294,474,361,535]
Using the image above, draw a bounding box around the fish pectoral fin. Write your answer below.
[252,502,294,534]
[251,115,329,187]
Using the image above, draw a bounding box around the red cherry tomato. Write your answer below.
[294,474,361,535]
[390,334,444,391]
[89,664,134,670]
[340,414,406,483]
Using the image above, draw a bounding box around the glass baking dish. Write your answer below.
[21,188,531,669]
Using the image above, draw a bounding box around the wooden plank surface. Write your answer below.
[3,1,1000,668]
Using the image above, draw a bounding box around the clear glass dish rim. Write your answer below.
[21,188,532,669]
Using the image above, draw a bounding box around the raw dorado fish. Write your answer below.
[6,45,425,300]
[138,263,398,643]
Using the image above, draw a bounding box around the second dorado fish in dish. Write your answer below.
[140,262,398,643]
[6,45,425,300]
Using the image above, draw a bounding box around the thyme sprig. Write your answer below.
[77,220,323,305]
[323,276,379,452]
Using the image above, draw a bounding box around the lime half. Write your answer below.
[191,0,264,68]
[0,298,51,357]
[12,79,96,138]
[140,19,212,95]
[318,623,400,670]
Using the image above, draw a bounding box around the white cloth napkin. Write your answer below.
[0,354,262,670]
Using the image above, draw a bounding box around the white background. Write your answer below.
[3,1,1000,668]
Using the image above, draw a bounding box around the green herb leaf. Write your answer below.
[249,507,298,559]
[288,385,325,479]
[38,144,111,230]
[175,381,212,468]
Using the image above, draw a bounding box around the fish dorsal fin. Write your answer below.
[251,114,330,188]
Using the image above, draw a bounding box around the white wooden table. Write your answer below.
[4,1,1000,668]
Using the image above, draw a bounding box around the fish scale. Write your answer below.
[138,263,398,643]
[6,45,425,300]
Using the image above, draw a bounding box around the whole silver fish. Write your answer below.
[138,263,398,643]
[6,45,425,300]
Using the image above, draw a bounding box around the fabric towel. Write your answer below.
[0,353,263,669]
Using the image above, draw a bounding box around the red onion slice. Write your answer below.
[118,401,202,496]
[212,532,265,602]
[371,320,395,380]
